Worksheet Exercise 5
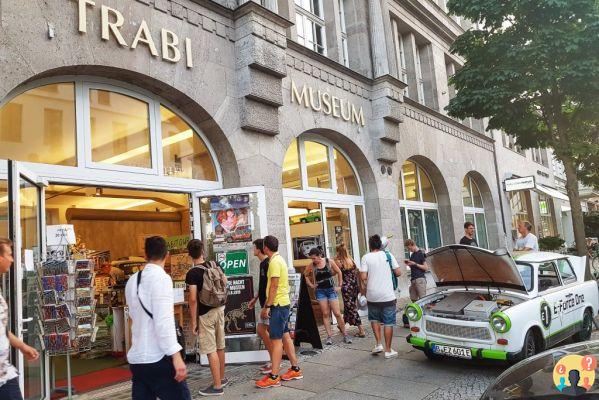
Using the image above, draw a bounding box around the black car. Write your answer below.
[481,340,599,399]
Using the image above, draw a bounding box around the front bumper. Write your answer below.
[406,334,520,361]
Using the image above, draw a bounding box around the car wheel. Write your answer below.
[574,309,593,342]
[521,329,536,360]
[314,217,321,222]
[300,218,307,223]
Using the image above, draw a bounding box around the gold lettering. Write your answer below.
[340,99,351,121]
[308,88,322,111]
[185,38,193,68]
[322,92,332,115]
[77,0,95,33]
[351,105,366,127]
[332,96,341,118]
[131,20,158,56]
[101,5,128,47]
[161,29,181,63]
[291,80,309,107]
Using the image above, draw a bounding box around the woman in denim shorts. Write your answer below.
[304,248,352,345]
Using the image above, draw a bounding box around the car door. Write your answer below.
[536,261,566,346]
[555,258,582,331]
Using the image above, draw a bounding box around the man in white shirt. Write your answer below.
[515,221,539,252]
[125,236,190,400]
[359,235,401,359]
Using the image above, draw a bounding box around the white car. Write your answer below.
[405,245,599,362]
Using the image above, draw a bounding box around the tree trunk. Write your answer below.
[562,156,587,257]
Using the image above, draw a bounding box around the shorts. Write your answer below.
[315,287,338,301]
[409,278,427,301]
[269,305,290,340]
[198,306,225,355]
[368,301,397,326]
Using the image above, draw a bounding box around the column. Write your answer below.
[368,0,390,78]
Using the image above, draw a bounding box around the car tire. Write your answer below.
[521,329,536,360]
[300,218,307,223]
[574,308,593,342]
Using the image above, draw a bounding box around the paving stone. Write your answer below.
[220,382,315,399]
[336,374,438,400]
[309,388,384,400]
[284,361,363,392]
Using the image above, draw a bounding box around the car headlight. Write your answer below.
[406,303,422,322]
[490,312,511,333]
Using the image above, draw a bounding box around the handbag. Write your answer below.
[385,251,399,291]
[136,270,186,357]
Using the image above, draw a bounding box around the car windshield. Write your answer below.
[516,262,533,291]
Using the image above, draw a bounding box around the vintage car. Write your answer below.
[405,245,599,362]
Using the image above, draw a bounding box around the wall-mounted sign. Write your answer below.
[74,0,193,68]
[165,235,190,252]
[216,250,250,276]
[505,176,535,192]
[291,80,366,127]
[46,225,76,247]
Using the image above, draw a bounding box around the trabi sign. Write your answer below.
[505,176,536,192]
[216,250,249,276]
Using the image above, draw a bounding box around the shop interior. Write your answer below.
[44,184,191,394]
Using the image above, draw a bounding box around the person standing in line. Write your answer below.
[256,236,303,388]
[0,239,39,400]
[459,222,479,246]
[125,236,190,400]
[515,221,539,252]
[405,239,428,301]
[248,239,273,374]
[304,247,352,345]
[336,244,366,338]
[359,235,401,359]
[185,239,228,397]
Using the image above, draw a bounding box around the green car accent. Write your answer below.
[407,336,508,361]
[406,303,423,322]
[490,311,512,333]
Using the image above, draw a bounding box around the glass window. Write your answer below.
[472,180,483,208]
[305,141,331,189]
[283,139,302,189]
[475,213,489,249]
[334,149,360,195]
[355,204,367,261]
[516,263,533,291]
[0,83,76,166]
[402,161,420,201]
[420,168,436,203]
[557,259,576,283]
[407,209,426,249]
[538,262,561,292]
[400,207,409,258]
[424,209,441,249]
[462,177,473,207]
[160,106,217,181]
[90,89,151,169]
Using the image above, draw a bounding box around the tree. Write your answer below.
[446,0,599,256]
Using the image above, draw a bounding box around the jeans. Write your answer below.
[0,378,23,400]
[130,356,191,400]
[269,305,291,340]
[315,287,338,301]
[368,301,397,326]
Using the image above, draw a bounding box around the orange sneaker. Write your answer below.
[281,368,303,381]
[256,374,281,389]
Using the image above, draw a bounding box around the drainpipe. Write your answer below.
[492,133,508,248]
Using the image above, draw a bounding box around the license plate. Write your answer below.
[431,344,472,359]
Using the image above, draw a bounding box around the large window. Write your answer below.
[509,190,532,240]
[463,176,489,248]
[282,137,361,196]
[538,194,557,238]
[398,160,442,252]
[295,0,326,55]
[391,20,409,96]
[339,0,349,67]
[0,80,219,184]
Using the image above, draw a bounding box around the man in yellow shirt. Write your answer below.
[256,236,303,388]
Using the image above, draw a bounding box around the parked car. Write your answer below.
[405,245,598,362]
[481,340,599,399]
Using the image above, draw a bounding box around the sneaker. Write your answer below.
[325,336,333,345]
[256,374,281,389]
[371,344,384,354]
[281,368,304,381]
[198,385,224,396]
[343,335,353,344]
[384,349,398,359]
[221,377,229,387]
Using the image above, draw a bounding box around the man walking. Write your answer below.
[360,234,401,359]
[125,236,190,400]
[459,222,478,246]
[186,239,228,396]
[256,235,303,388]
[515,221,539,252]
[248,239,272,374]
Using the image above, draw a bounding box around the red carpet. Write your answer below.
[54,367,131,394]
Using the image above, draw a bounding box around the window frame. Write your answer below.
[391,20,409,97]
[338,0,349,67]
[462,176,489,248]
[295,0,327,56]
[537,261,563,293]
[556,258,577,285]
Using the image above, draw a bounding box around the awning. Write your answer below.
[535,184,570,201]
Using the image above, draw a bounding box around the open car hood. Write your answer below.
[427,245,527,292]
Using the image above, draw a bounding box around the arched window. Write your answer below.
[0,80,218,183]
[282,138,361,196]
[462,176,489,248]
[398,160,441,252]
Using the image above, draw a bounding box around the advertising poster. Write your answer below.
[288,273,302,335]
[293,236,324,260]
[224,276,256,336]
[216,250,250,276]
[210,195,252,244]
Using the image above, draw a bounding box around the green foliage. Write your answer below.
[446,0,599,188]
[539,236,566,251]
[585,212,599,237]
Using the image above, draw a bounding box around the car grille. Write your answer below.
[426,320,492,341]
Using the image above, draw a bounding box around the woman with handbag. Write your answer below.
[304,247,352,345]
[335,244,366,338]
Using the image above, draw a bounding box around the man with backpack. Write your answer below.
[125,236,190,399]
[186,239,228,396]
[359,234,401,359]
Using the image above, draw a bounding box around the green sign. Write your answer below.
[166,235,190,252]
[216,250,249,276]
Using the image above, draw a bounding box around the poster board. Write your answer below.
[224,276,256,336]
